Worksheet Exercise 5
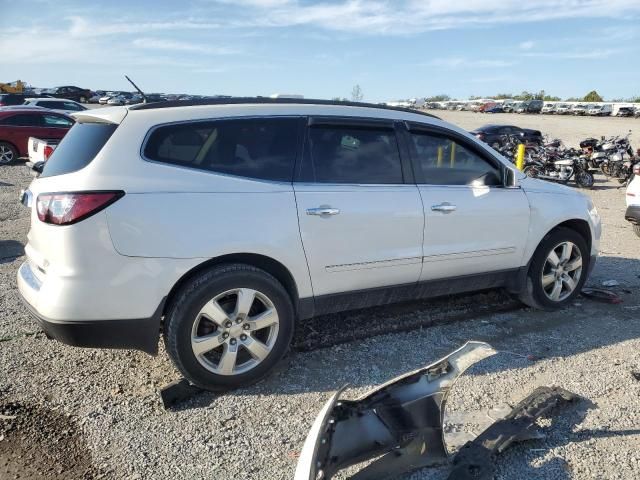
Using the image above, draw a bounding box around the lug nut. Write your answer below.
[240,334,247,341]
[225,321,232,328]
[243,323,250,330]
[236,317,243,324]
[230,338,237,345]
[222,332,229,339]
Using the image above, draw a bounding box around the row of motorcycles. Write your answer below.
[494,131,639,188]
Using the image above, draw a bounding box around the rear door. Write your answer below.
[294,117,424,296]
[0,113,46,156]
[405,123,530,281]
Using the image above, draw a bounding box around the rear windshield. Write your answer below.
[41,122,117,177]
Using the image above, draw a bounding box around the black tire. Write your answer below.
[163,263,295,391]
[0,141,17,165]
[518,227,589,310]
[575,171,594,189]
[634,225,640,238]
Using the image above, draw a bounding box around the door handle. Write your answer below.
[306,206,340,216]
[431,203,457,213]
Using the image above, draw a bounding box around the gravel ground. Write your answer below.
[1,111,639,479]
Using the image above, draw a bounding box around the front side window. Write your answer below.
[143,117,300,182]
[300,126,403,184]
[410,132,502,186]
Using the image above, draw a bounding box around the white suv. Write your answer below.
[18,99,601,391]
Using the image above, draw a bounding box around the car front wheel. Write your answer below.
[519,227,589,310]
[163,264,294,391]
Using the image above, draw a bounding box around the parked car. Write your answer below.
[484,104,504,113]
[470,124,543,147]
[616,107,635,117]
[541,103,556,114]
[554,103,573,115]
[516,100,543,113]
[0,108,73,164]
[23,98,88,115]
[571,104,589,115]
[88,91,106,104]
[586,104,612,116]
[625,164,640,237]
[0,93,52,107]
[44,86,93,103]
[17,98,601,390]
[99,92,120,104]
[28,136,60,164]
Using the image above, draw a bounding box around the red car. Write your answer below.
[0,108,74,164]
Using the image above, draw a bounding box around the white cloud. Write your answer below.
[424,57,515,68]
[519,40,535,50]
[212,0,640,34]
[523,48,621,59]
[132,37,238,55]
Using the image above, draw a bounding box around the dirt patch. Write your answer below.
[0,400,98,479]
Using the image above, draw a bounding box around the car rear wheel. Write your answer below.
[519,227,589,310]
[0,142,17,165]
[163,264,295,391]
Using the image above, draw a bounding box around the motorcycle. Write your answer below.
[524,156,595,188]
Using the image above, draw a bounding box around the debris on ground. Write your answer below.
[295,342,580,480]
[158,378,205,409]
[447,386,578,480]
[602,280,620,287]
[581,288,623,304]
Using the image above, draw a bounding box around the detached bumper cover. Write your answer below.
[295,341,498,480]
[625,205,640,225]
[296,342,579,480]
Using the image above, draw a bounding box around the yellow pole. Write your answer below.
[450,142,456,167]
[437,146,443,167]
[515,143,525,171]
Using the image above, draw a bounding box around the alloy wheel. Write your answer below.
[0,145,14,164]
[541,241,582,302]
[191,288,279,376]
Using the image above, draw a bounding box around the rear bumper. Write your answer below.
[18,261,163,355]
[625,206,640,225]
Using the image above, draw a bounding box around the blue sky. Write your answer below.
[3,0,640,101]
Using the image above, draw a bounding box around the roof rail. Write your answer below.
[129,96,440,119]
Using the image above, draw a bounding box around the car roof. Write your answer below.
[128,96,440,120]
[0,107,72,117]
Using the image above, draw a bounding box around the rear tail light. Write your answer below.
[36,191,124,225]
[43,145,54,161]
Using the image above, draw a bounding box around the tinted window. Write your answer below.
[301,126,402,184]
[410,133,501,186]
[144,118,299,182]
[42,114,74,127]
[62,102,85,111]
[41,123,117,177]
[2,114,41,126]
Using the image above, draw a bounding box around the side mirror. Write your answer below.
[503,167,518,187]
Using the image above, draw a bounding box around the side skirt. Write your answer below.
[299,268,526,319]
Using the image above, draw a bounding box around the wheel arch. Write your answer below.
[0,140,20,157]
[163,253,302,318]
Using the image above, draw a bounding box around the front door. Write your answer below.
[405,125,530,281]
[294,118,424,297]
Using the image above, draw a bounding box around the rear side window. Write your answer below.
[42,114,74,127]
[2,114,41,126]
[41,123,117,177]
[410,132,501,186]
[300,126,403,184]
[143,118,300,182]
